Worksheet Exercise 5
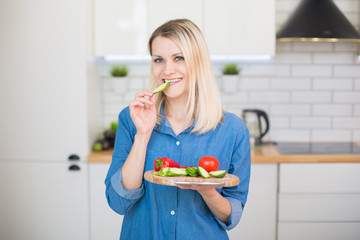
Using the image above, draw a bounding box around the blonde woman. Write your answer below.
[105,19,251,240]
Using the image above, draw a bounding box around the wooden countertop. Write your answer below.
[88,143,360,164]
[250,144,360,163]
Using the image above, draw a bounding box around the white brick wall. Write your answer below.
[99,0,360,142]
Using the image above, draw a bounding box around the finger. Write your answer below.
[129,100,145,109]
[135,96,153,106]
[135,89,153,99]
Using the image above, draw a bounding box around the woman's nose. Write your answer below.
[163,62,175,75]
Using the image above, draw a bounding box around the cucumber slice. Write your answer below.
[152,82,170,94]
[197,166,210,178]
[159,167,170,176]
[167,167,188,176]
[209,170,226,178]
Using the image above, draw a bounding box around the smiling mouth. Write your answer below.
[164,78,182,84]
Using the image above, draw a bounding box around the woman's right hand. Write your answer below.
[129,89,157,137]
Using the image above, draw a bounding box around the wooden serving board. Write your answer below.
[144,170,239,187]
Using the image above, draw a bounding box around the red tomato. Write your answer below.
[180,166,187,168]
[198,156,219,172]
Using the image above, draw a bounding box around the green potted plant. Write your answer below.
[222,63,241,93]
[111,65,129,93]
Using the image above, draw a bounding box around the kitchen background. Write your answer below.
[1,0,360,240]
[98,0,360,143]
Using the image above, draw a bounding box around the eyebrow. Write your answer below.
[152,52,183,58]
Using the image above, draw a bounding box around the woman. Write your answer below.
[105,19,251,240]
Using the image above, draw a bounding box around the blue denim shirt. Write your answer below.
[105,106,251,240]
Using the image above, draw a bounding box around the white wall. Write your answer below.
[98,0,360,143]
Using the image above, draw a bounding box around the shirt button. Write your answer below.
[170,210,175,215]
[176,141,180,146]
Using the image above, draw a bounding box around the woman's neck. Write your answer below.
[163,97,188,121]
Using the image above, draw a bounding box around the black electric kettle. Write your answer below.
[242,109,270,145]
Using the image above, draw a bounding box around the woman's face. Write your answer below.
[151,36,188,100]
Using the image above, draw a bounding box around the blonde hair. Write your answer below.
[148,19,223,134]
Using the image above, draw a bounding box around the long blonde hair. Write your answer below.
[148,19,223,134]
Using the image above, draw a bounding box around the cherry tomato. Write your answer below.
[180,166,187,168]
[198,156,219,172]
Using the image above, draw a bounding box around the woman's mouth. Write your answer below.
[164,78,183,85]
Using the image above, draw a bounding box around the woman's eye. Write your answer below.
[153,58,163,63]
[175,56,184,61]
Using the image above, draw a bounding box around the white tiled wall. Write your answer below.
[99,0,360,142]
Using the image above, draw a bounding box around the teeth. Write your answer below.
[164,78,182,83]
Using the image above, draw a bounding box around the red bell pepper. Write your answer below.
[154,157,172,171]
[153,157,180,171]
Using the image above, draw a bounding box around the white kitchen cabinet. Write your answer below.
[94,0,148,56]
[0,0,91,162]
[148,0,204,34]
[278,163,360,240]
[0,0,99,239]
[0,161,89,240]
[89,163,123,240]
[204,0,275,56]
[227,164,277,240]
[94,0,275,56]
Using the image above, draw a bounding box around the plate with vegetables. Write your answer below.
[144,156,239,187]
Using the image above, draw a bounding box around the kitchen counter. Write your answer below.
[87,142,360,164]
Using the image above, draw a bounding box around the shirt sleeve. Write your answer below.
[105,107,145,215]
[215,121,251,230]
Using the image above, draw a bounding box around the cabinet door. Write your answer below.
[148,0,204,35]
[204,0,275,56]
[227,164,277,240]
[278,222,360,240]
[279,163,360,193]
[94,0,148,55]
[0,0,89,161]
[89,163,123,240]
[0,162,89,240]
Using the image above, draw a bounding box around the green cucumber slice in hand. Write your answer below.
[198,166,210,178]
[152,82,170,94]
[209,170,226,178]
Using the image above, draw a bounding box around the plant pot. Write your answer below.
[111,77,128,93]
[222,75,239,93]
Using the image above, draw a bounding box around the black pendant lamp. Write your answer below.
[277,0,360,42]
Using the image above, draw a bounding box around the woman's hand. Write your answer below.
[129,90,157,136]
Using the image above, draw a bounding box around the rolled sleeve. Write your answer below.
[111,167,145,200]
[214,197,243,231]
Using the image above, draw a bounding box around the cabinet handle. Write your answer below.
[68,164,81,171]
[68,154,80,161]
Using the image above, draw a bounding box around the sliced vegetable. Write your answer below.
[197,166,210,178]
[159,167,170,176]
[152,82,170,94]
[209,170,226,178]
[186,166,198,177]
[167,168,188,176]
